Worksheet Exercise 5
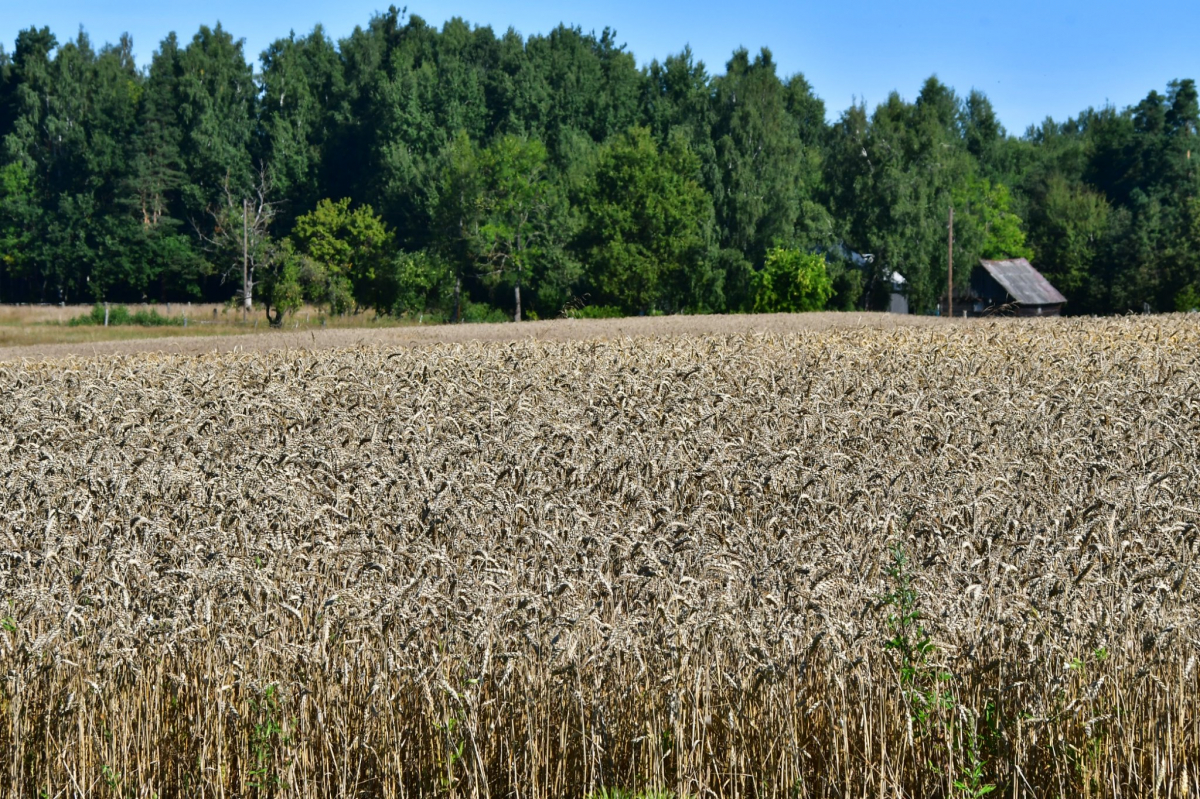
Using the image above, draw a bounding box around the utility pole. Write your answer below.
[242,198,250,321]
[947,206,954,319]
[514,227,523,323]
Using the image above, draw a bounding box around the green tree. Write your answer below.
[575,126,715,314]
[751,247,833,312]
[386,249,456,318]
[474,134,555,321]
[335,11,500,249]
[431,131,485,322]
[964,89,1005,173]
[5,13,1200,318]
[1025,174,1110,304]
[1070,80,1200,312]
[1168,197,1200,311]
[3,28,150,302]
[125,34,207,300]
[259,26,345,230]
[0,162,37,300]
[711,48,831,307]
[0,44,13,146]
[258,238,310,324]
[643,47,714,156]
[952,176,1032,261]
[432,131,578,320]
[521,25,642,145]
[292,197,393,313]
[825,79,975,313]
[173,24,258,219]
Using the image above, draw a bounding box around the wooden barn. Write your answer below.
[959,258,1067,317]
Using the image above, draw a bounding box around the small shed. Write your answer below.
[887,271,908,314]
[962,258,1066,317]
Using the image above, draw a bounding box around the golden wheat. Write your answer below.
[1,315,1198,798]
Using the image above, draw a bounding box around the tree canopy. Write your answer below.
[0,10,1196,318]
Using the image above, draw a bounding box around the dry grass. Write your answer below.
[1,315,1198,798]
[0,302,395,326]
[0,303,404,350]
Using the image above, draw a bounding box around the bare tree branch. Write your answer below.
[192,164,279,309]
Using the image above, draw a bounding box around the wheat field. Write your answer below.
[1,315,1198,798]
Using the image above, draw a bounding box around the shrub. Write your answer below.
[68,304,183,327]
[565,304,624,319]
[1176,284,1200,313]
[461,301,510,324]
[751,248,833,313]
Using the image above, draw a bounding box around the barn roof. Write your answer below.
[979,259,1067,306]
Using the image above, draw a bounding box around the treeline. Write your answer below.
[0,8,1198,320]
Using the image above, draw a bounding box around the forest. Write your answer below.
[0,7,1198,321]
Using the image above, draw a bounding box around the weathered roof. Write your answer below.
[979,258,1067,306]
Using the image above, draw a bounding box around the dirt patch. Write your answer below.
[0,311,944,362]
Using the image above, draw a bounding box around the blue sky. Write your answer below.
[4,0,1197,134]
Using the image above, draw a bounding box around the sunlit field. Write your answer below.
[1,315,1198,797]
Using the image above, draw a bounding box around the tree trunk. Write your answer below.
[243,198,251,313]
[455,276,462,324]
[514,228,523,322]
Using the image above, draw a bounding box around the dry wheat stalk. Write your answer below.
[0,315,1198,798]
